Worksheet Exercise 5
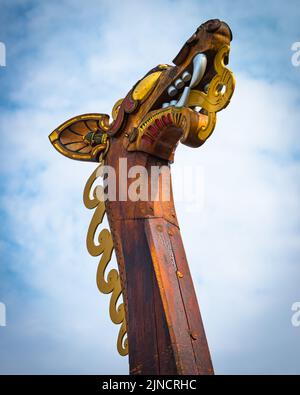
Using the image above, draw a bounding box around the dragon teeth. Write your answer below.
[163,53,207,110]
[174,78,184,89]
[190,53,207,88]
[182,71,191,82]
[168,86,177,97]
[175,86,191,108]
[175,53,207,108]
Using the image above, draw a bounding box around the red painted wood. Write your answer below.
[105,141,213,374]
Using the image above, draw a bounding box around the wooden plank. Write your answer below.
[145,218,199,374]
[118,219,177,374]
[105,143,213,374]
[167,222,214,374]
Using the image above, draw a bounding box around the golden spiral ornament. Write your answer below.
[83,163,128,356]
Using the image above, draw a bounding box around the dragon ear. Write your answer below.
[49,113,109,162]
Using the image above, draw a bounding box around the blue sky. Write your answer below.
[0,0,300,374]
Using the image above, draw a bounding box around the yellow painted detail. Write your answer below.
[112,98,123,120]
[132,71,162,101]
[186,44,235,142]
[187,45,235,113]
[158,64,170,69]
[83,163,128,357]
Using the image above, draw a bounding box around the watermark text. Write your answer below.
[291,302,300,327]
[0,302,6,326]
[291,42,300,67]
[94,159,205,213]
[0,42,6,67]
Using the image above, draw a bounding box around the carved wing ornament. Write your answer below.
[49,114,109,162]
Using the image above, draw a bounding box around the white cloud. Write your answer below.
[1,0,300,374]
[173,73,300,373]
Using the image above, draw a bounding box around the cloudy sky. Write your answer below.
[0,0,300,374]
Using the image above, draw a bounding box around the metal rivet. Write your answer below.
[177,270,184,278]
[190,331,198,340]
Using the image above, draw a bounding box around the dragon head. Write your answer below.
[49,19,235,163]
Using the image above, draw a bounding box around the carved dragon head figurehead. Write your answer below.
[49,19,235,164]
[48,20,236,366]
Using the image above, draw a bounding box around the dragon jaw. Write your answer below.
[125,19,235,161]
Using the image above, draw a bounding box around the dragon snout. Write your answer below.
[200,19,233,41]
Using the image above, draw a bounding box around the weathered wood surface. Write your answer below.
[105,143,213,375]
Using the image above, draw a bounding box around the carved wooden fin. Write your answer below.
[49,113,110,162]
